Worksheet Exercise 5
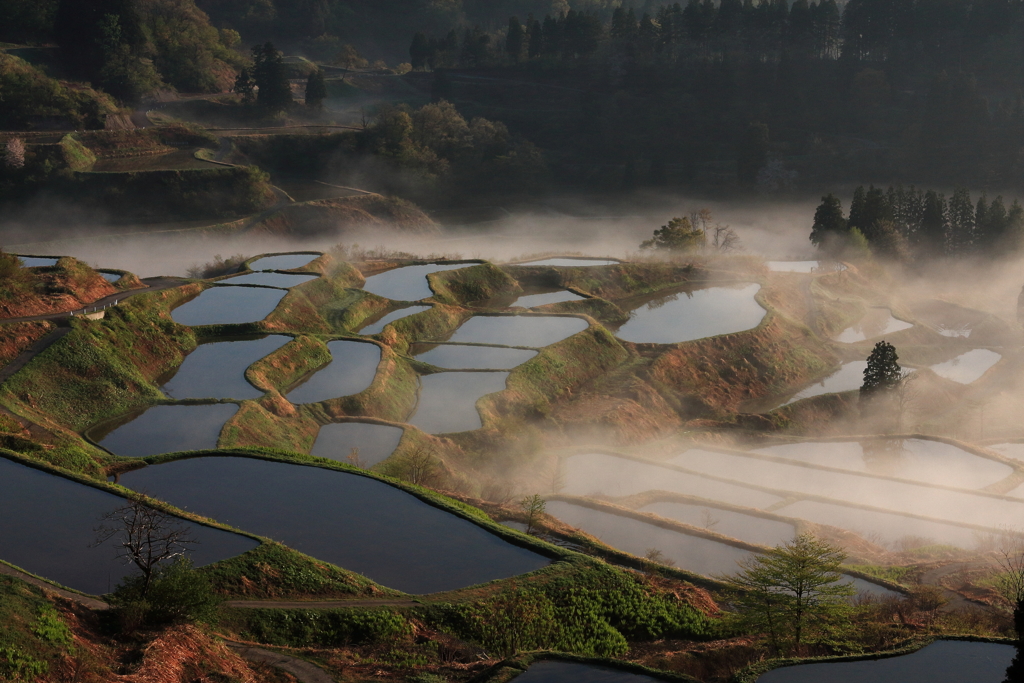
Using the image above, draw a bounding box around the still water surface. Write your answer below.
[614,284,765,344]
[221,272,319,288]
[285,341,380,404]
[835,309,913,343]
[516,259,618,267]
[408,372,509,433]
[640,502,796,548]
[96,403,238,457]
[358,306,431,334]
[161,335,291,400]
[248,254,320,271]
[118,456,550,593]
[172,287,286,326]
[0,457,257,595]
[784,362,868,405]
[17,257,59,267]
[413,344,537,370]
[362,264,468,301]
[445,316,589,347]
[311,422,404,467]
[929,349,1002,384]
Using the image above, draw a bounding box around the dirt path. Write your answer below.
[920,562,993,612]
[225,641,336,683]
[0,327,72,386]
[0,562,109,610]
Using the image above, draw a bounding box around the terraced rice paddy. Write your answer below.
[247,253,320,271]
[408,371,509,433]
[285,340,381,404]
[516,258,619,266]
[99,272,122,283]
[929,349,1001,384]
[0,457,258,595]
[444,315,589,347]
[835,308,913,343]
[362,263,470,301]
[94,403,238,457]
[413,343,537,370]
[311,422,405,466]
[784,361,868,404]
[613,284,765,343]
[509,290,586,307]
[757,640,1015,683]
[171,286,287,326]
[753,439,1012,489]
[358,305,431,334]
[220,272,320,288]
[16,256,58,267]
[511,660,664,682]
[160,335,291,400]
[117,456,550,594]
[639,501,797,548]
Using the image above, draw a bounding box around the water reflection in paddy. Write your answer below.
[669,449,1024,529]
[413,344,537,370]
[358,305,431,334]
[547,500,753,576]
[362,264,468,301]
[171,286,286,326]
[248,254,320,271]
[17,256,59,267]
[445,316,589,347]
[516,258,619,267]
[118,456,550,594]
[409,371,509,433]
[221,272,319,288]
[783,361,868,405]
[640,502,796,547]
[754,440,1012,489]
[95,403,238,457]
[835,309,913,343]
[563,452,782,509]
[512,660,663,682]
[311,422,404,467]
[614,283,765,344]
[100,272,122,283]
[757,640,1015,683]
[772,500,983,549]
[929,349,1001,384]
[286,341,380,404]
[161,335,291,400]
[0,457,257,595]
[990,443,1024,461]
[512,290,586,307]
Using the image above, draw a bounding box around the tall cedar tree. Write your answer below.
[506,17,525,63]
[737,122,770,186]
[809,193,847,248]
[251,42,292,112]
[305,68,327,110]
[860,340,902,401]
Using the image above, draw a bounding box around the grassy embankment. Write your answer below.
[0,256,123,319]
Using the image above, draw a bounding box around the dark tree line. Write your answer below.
[810,185,1024,259]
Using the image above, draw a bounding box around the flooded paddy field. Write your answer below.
[639,501,797,548]
[515,258,619,266]
[284,340,380,404]
[783,361,868,404]
[362,263,471,301]
[0,457,257,595]
[247,253,321,271]
[220,272,320,288]
[412,343,538,370]
[311,422,405,466]
[117,456,550,593]
[929,349,1002,384]
[160,335,291,400]
[15,256,59,267]
[613,283,765,343]
[409,371,509,433]
[835,308,913,343]
[93,403,238,457]
[358,305,431,334]
[757,640,1015,682]
[171,286,287,326]
[444,315,590,347]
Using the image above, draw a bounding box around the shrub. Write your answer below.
[109,558,221,631]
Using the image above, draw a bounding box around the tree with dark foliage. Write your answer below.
[251,42,292,112]
[305,68,327,110]
[860,340,902,406]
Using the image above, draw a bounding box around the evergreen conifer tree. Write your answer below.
[861,340,902,402]
[809,193,847,249]
[304,68,327,110]
[252,42,292,112]
[506,17,526,63]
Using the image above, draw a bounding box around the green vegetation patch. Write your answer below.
[219,399,321,453]
[246,336,329,394]
[0,53,118,131]
[509,262,700,301]
[428,264,522,306]
[264,264,366,334]
[226,605,413,648]
[0,575,74,680]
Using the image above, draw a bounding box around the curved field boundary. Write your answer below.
[224,640,337,683]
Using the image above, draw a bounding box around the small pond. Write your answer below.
[117,456,550,594]
[171,286,287,326]
[311,422,404,467]
[771,499,983,550]
[511,290,587,308]
[613,283,765,344]
[100,272,122,283]
[783,361,867,405]
[362,263,469,301]
[511,660,664,682]
[563,452,782,509]
[285,340,381,404]
[221,272,320,288]
[516,258,619,267]
[835,308,913,343]
[669,449,1024,530]
[358,305,431,334]
[753,440,1012,489]
[0,457,257,595]
[929,349,1001,384]
[17,256,59,267]
[757,640,1015,683]
[248,253,320,271]
[408,371,509,433]
[161,335,292,400]
[767,261,845,273]
[547,500,754,577]
[413,344,537,370]
[94,403,238,457]
[639,501,796,548]
[445,315,589,347]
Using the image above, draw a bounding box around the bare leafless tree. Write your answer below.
[519,494,546,535]
[346,446,367,469]
[711,223,741,252]
[893,370,919,432]
[94,498,195,595]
